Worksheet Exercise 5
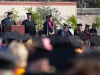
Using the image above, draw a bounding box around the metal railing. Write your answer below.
[77,8,100,15]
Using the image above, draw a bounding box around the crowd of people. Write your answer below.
[0,12,100,75]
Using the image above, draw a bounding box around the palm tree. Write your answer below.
[66,14,78,30]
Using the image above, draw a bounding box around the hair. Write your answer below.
[73,50,100,75]
[23,38,41,53]
[8,41,28,68]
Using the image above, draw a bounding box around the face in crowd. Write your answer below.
[78,26,82,31]
[48,17,53,22]
[63,26,68,32]
[85,27,89,31]
[7,14,13,19]
[27,15,32,20]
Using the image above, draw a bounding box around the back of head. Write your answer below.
[73,50,100,75]
[8,41,28,68]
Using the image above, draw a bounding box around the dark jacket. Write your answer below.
[1,18,16,32]
[74,30,83,35]
[22,19,36,36]
[90,28,97,34]
[57,29,72,36]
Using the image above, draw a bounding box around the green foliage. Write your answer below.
[4,8,19,21]
[36,6,62,26]
[24,7,43,30]
[92,15,100,28]
[66,15,77,30]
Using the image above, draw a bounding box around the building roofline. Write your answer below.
[0,2,77,6]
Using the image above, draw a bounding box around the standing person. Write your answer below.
[22,13,36,37]
[89,24,97,39]
[84,25,90,39]
[43,15,56,35]
[57,23,72,36]
[1,12,16,32]
[74,23,83,35]
[84,25,90,34]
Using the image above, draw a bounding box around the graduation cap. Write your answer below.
[48,15,52,18]
[26,13,32,16]
[77,23,83,26]
[62,34,70,44]
[21,33,32,42]
[5,32,11,36]
[85,24,90,28]
[46,35,55,43]
[6,34,19,40]
[68,36,84,48]
[90,35,100,47]
[47,45,78,71]
[33,36,44,47]
[28,47,51,62]
[63,23,68,27]
[6,12,13,15]
[46,15,49,19]
[53,37,65,45]
[79,33,89,41]
[0,49,16,69]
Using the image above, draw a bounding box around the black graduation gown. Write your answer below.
[43,21,56,35]
[1,18,16,32]
[74,29,83,35]
[90,28,97,34]
[22,19,36,36]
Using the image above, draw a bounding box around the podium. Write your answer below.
[4,25,25,35]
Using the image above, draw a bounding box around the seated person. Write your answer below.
[57,23,72,36]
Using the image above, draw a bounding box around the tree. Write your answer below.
[36,6,62,26]
[4,8,19,21]
[24,7,43,30]
[66,15,77,30]
[92,15,100,29]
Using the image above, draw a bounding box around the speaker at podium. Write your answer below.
[4,25,25,35]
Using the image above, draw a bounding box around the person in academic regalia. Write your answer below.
[1,12,16,32]
[57,23,72,36]
[90,34,100,50]
[22,13,36,37]
[84,25,91,39]
[89,24,97,39]
[84,25,90,34]
[74,23,83,35]
[43,15,56,35]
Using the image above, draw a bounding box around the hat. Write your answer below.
[12,30,21,39]
[5,32,11,36]
[90,35,100,46]
[63,23,68,27]
[0,49,16,69]
[77,23,83,26]
[21,33,32,42]
[47,45,78,71]
[6,12,13,15]
[79,33,89,41]
[62,34,70,44]
[33,36,44,47]
[28,47,51,62]
[6,34,19,40]
[46,35,55,43]
[48,15,52,18]
[85,24,90,28]
[68,36,84,48]
[46,15,49,19]
[26,13,32,16]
